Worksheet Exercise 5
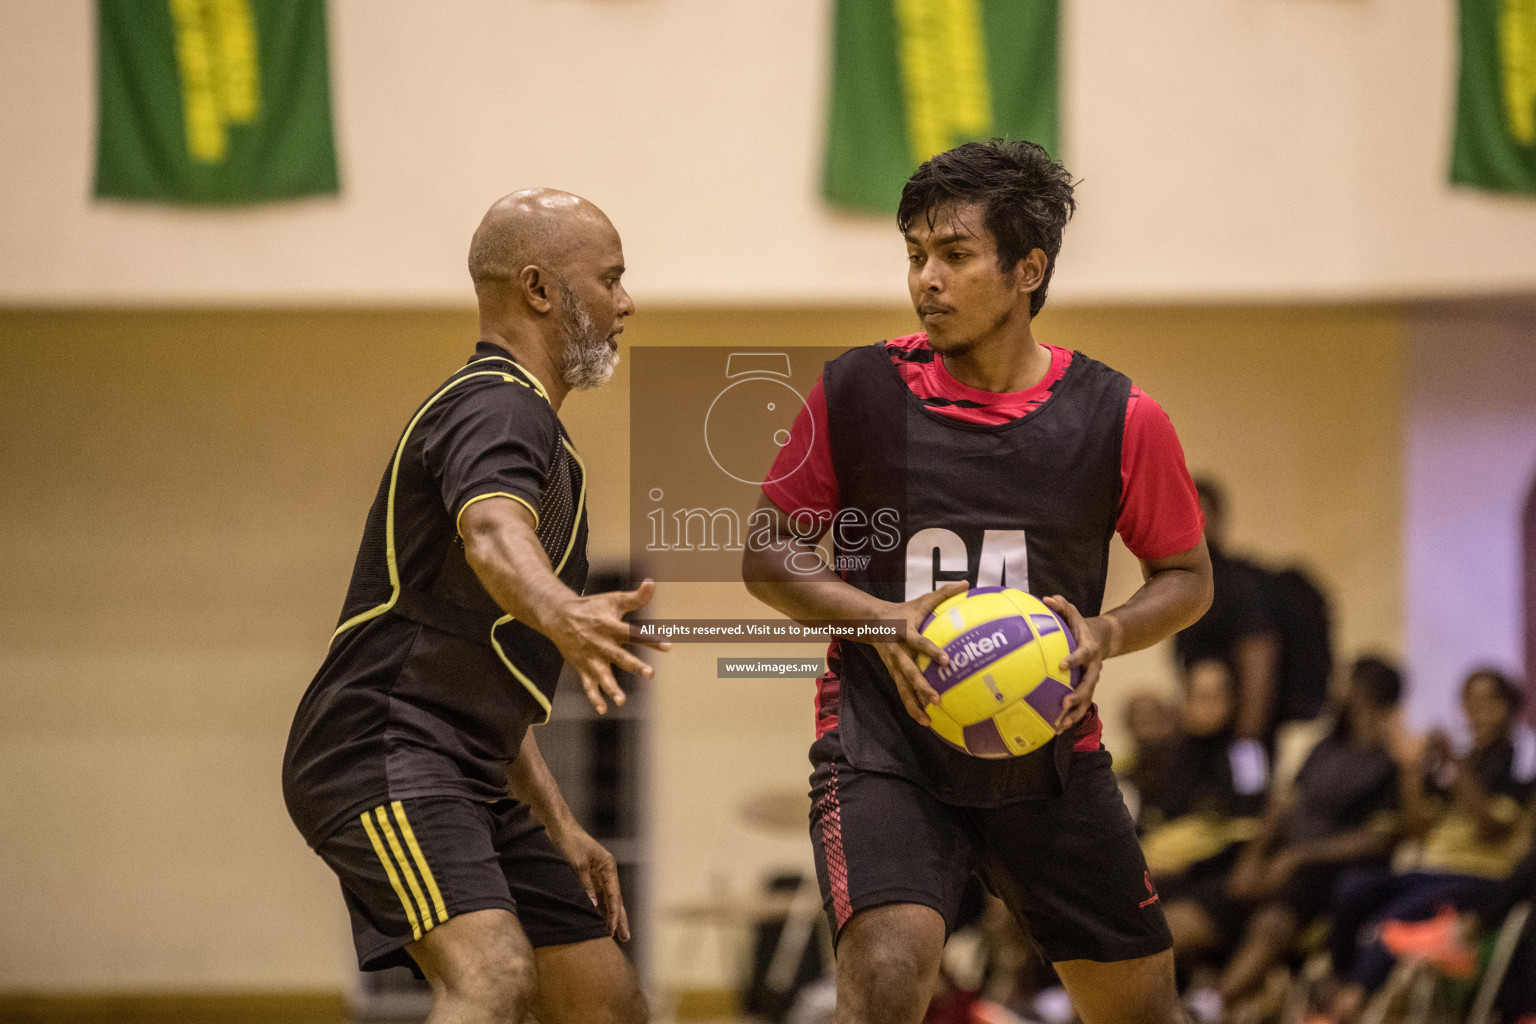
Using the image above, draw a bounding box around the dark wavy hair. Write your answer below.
[897,140,1077,317]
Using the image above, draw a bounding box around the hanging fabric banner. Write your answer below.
[822,0,1059,214]
[1452,0,1536,194]
[95,0,339,204]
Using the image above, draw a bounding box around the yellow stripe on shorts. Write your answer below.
[359,809,422,941]
[390,801,448,925]
[375,806,436,935]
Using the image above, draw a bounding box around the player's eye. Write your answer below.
[907,252,924,264]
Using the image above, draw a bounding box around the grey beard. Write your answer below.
[558,295,619,391]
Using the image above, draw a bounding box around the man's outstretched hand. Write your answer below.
[548,578,671,714]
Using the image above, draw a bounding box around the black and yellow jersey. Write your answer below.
[283,343,588,845]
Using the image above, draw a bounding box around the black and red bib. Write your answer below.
[824,342,1130,805]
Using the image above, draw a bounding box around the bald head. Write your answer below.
[468,188,614,290]
[468,188,634,398]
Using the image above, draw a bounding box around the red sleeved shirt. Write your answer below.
[762,335,1205,749]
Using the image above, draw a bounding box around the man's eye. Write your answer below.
[947,251,969,261]
[907,253,924,264]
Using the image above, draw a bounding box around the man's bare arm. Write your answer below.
[460,496,667,713]
[1091,541,1215,661]
[741,494,961,726]
[1043,538,1213,732]
[741,494,1213,731]
[507,728,580,837]
[508,730,630,940]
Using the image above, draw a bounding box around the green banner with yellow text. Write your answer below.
[95,0,339,204]
[1452,0,1536,194]
[822,0,1058,214]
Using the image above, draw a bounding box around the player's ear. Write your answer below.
[1016,248,1048,296]
[520,265,556,314]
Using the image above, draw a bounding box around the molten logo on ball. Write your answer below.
[914,587,1080,759]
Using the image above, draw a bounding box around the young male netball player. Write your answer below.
[741,141,1214,1024]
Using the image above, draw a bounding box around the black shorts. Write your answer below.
[315,796,609,972]
[808,732,1171,964]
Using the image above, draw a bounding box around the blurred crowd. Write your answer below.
[912,479,1536,1024]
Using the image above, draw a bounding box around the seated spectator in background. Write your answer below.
[1119,690,1181,819]
[1383,814,1536,1024]
[1176,478,1283,750]
[1213,657,1405,1011]
[1320,668,1533,1023]
[1150,659,1269,980]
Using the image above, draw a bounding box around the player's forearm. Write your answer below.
[463,512,577,638]
[1095,553,1213,660]
[507,730,579,838]
[742,537,890,625]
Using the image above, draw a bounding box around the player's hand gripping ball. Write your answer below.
[913,587,1081,758]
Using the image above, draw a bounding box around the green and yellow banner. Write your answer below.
[95,0,339,204]
[1452,0,1536,194]
[822,0,1059,214]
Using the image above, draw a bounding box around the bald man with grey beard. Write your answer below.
[468,189,631,394]
[283,190,662,1024]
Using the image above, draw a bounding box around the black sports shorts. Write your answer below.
[315,796,609,972]
[808,732,1172,964]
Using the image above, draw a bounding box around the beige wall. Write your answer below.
[2,2,1535,305]
[0,311,478,991]
[0,304,1401,992]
